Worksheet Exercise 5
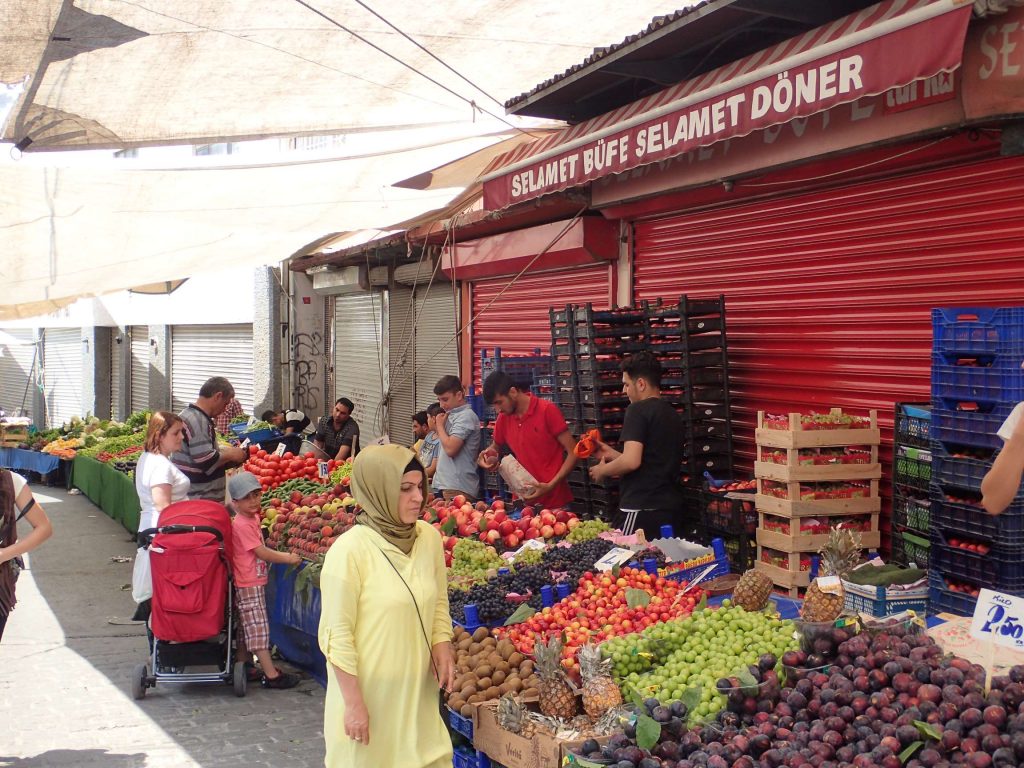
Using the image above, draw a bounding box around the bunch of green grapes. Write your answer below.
[565,519,610,543]
[511,547,543,567]
[450,538,504,584]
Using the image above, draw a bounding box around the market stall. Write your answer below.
[72,455,142,534]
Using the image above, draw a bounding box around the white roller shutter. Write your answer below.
[129,326,150,414]
[334,293,386,445]
[0,329,37,421]
[414,285,460,409]
[110,329,124,420]
[171,324,254,413]
[388,286,417,443]
[43,328,84,428]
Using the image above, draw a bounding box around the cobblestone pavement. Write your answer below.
[0,485,326,768]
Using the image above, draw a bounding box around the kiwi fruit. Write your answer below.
[508,652,524,667]
[475,665,493,679]
[471,627,489,642]
[449,696,465,711]
[491,670,506,686]
[523,687,539,698]
[460,683,478,698]
[460,703,474,718]
[486,686,501,699]
[478,677,492,690]
[468,642,482,656]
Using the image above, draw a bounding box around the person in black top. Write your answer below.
[314,398,360,460]
[589,351,685,540]
[262,408,313,436]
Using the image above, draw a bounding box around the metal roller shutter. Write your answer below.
[388,286,417,443]
[632,152,1024,543]
[414,286,460,410]
[171,325,255,413]
[0,329,37,421]
[129,326,150,414]
[471,264,612,392]
[110,328,123,420]
[43,328,84,428]
[334,293,386,445]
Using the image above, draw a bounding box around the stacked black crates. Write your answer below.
[928,307,1024,616]
[890,403,932,570]
[549,295,735,523]
[477,348,555,503]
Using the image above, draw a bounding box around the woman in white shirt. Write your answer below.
[982,399,1024,516]
[0,469,52,642]
[131,411,191,619]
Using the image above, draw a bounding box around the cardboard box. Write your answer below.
[471,699,600,768]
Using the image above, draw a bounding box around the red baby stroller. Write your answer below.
[130,499,247,698]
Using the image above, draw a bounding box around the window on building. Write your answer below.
[193,143,236,156]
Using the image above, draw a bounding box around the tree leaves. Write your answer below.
[503,604,536,626]
[680,685,702,713]
[735,668,760,696]
[913,720,942,742]
[626,588,652,609]
[440,516,457,536]
[899,741,923,763]
[693,593,708,613]
[635,714,662,752]
[625,682,645,708]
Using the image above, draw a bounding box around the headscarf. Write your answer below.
[351,444,426,555]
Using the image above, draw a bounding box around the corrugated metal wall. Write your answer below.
[414,286,460,410]
[171,325,255,413]
[110,328,123,420]
[388,286,417,442]
[633,153,1024,545]
[43,328,84,428]
[129,326,150,414]
[470,264,612,392]
[0,330,37,421]
[334,292,385,444]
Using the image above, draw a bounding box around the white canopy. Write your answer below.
[0,0,678,318]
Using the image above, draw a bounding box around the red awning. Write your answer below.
[482,0,973,210]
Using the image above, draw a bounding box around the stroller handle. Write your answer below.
[138,524,225,547]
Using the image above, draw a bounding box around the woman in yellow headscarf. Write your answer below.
[318,444,455,768]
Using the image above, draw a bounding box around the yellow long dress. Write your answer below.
[318,520,454,768]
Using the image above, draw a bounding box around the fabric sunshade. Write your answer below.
[482,0,974,210]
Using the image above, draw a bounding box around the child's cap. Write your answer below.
[228,471,262,501]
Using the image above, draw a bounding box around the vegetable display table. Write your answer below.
[72,455,142,533]
[0,447,61,476]
[266,562,328,687]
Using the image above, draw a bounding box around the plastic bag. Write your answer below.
[498,455,539,498]
[131,547,153,603]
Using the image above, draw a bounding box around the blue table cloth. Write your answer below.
[0,447,60,475]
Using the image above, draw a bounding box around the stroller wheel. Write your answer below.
[131,663,149,700]
[233,661,248,697]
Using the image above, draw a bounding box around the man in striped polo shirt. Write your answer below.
[171,376,248,502]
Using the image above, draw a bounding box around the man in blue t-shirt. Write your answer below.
[418,403,442,494]
[432,376,481,502]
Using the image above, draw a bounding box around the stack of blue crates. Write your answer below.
[928,307,1024,616]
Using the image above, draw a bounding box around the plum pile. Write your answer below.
[576,628,1024,768]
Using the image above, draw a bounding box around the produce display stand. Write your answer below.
[71,454,142,533]
[0,446,61,476]
[753,409,881,597]
[265,562,328,687]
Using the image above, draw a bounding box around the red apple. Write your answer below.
[554,509,571,524]
[452,494,466,507]
[492,499,505,510]
[540,524,555,539]
[540,511,556,526]
[492,510,507,524]
[553,521,567,536]
[498,520,515,537]
[566,518,580,530]
[484,529,501,544]
[503,533,520,549]
[520,506,535,517]
[523,528,540,540]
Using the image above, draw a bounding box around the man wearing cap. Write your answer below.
[228,471,302,689]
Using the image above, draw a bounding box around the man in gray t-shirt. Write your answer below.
[171,376,247,501]
[432,375,481,501]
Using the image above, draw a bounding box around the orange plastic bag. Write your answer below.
[573,429,602,458]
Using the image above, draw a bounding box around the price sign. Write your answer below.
[274,442,287,457]
[317,460,329,479]
[594,546,636,572]
[970,589,1024,650]
[247,415,257,427]
[510,539,547,558]
[240,438,251,449]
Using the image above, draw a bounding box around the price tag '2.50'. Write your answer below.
[970,588,1024,651]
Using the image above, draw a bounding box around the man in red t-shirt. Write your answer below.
[478,371,576,509]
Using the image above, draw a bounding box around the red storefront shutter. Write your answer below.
[470,264,613,392]
[632,153,1024,545]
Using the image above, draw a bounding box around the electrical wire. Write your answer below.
[291,0,542,138]
[349,0,505,108]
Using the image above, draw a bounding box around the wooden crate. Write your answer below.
[755,478,880,518]
[0,425,27,447]
[754,554,813,589]
[754,445,880,483]
[757,513,880,552]
[755,409,880,449]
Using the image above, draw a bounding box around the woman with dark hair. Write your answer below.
[131,411,190,618]
[0,469,52,641]
[318,444,455,768]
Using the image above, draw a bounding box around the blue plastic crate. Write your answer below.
[843,580,928,618]
[447,707,474,740]
[932,307,1024,357]
[930,487,1024,545]
[930,442,993,493]
[453,746,490,768]
[929,401,1015,451]
[931,355,1024,404]
[928,572,979,617]
[663,538,730,583]
[931,529,1024,592]
[895,403,931,449]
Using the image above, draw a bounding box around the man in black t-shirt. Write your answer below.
[589,351,685,540]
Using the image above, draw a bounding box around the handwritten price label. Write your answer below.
[970,589,1024,650]
[317,460,329,479]
[274,442,287,457]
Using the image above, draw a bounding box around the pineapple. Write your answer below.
[497,693,535,738]
[534,635,578,720]
[578,643,622,718]
[802,526,862,622]
[733,569,773,611]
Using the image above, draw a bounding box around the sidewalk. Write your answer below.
[0,484,326,768]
